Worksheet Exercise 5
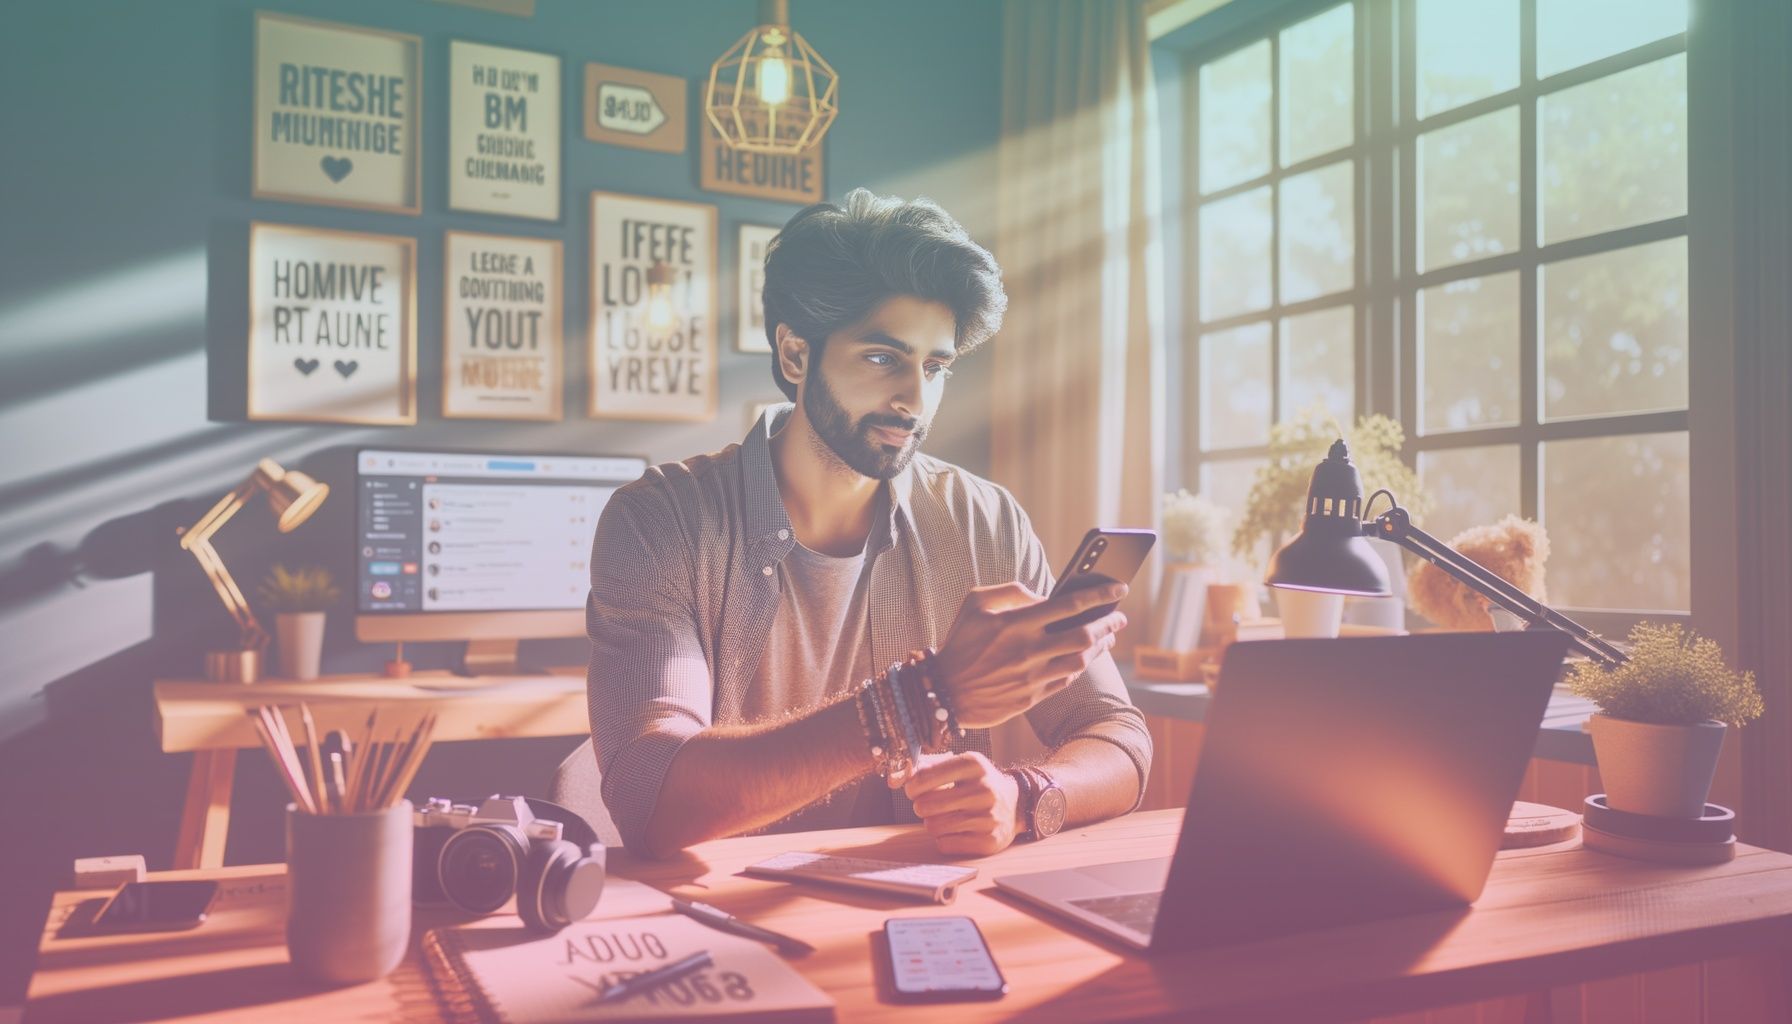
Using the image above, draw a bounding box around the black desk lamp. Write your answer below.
[1265,440,1628,667]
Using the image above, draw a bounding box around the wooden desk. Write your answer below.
[26,810,1792,1023]
[154,670,587,870]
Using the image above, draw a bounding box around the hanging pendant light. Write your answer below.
[645,260,678,331]
[705,0,838,155]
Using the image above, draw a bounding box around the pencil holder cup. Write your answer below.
[286,800,412,985]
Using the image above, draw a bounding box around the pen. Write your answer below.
[592,950,714,1005]
[671,896,817,956]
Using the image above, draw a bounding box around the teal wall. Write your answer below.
[0,0,1002,976]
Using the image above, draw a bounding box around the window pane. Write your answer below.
[1540,55,1686,245]
[1543,237,1688,421]
[1416,0,1519,118]
[1200,322,1273,450]
[1419,272,1521,434]
[1200,187,1273,321]
[1418,446,1523,542]
[1200,41,1271,194]
[1280,4,1354,165]
[1419,107,1519,272]
[1543,432,1689,611]
[1199,457,1268,522]
[1538,0,1687,78]
[1281,306,1354,425]
[1279,160,1355,303]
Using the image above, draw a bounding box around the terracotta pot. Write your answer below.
[1586,714,1726,818]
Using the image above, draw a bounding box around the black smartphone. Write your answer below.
[92,880,219,933]
[883,915,1007,1003]
[1043,528,1157,633]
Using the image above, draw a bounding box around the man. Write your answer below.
[588,189,1151,859]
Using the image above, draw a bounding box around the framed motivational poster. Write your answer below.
[736,223,778,353]
[442,231,563,420]
[589,192,717,422]
[449,41,562,221]
[248,223,417,424]
[253,12,422,214]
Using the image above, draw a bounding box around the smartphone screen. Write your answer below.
[93,880,219,932]
[884,915,1007,1002]
[1044,528,1157,633]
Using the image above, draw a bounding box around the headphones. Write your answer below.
[415,796,606,933]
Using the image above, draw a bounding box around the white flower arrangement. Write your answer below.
[1161,489,1228,565]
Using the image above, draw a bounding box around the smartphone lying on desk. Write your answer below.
[92,880,219,933]
[882,916,1007,1002]
[1043,528,1157,633]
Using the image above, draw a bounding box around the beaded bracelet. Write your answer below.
[911,647,963,743]
[863,672,908,781]
[885,660,924,781]
[853,678,889,772]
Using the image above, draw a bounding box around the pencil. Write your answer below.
[299,703,326,816]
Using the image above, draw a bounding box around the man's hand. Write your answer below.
[905,752,1023,857]
[934,581,1128,729]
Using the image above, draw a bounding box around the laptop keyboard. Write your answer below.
[1069,891,1163,935]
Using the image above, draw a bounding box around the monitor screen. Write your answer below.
[355,448,646,616]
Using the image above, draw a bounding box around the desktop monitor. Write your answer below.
[353,447,647,674]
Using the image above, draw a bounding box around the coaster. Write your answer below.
[1583,795,1735,844]
[1582,822,1738,865]
[1502,801,1582,849]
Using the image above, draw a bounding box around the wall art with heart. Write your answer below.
[253,12,421,214]
[247,222,417,424]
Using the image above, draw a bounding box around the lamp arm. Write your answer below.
[1366,508,1627,667]
[177,479,270,652]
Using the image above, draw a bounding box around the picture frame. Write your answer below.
[253,12,422,215]
[588,191,719,423]
[442,231,564,421]
[448,40,562,221]
[736,223,779,353]
[248,222,418,425]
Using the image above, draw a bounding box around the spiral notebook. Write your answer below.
[421,902,834,1023]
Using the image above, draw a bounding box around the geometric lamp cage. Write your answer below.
[705,0,838,155]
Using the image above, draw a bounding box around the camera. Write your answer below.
[413,795,605,933]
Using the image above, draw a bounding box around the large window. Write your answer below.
[1180,0,1690,619]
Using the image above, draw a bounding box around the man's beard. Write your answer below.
[803,368,928,480]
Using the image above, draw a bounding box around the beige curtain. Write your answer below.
[993,0,1166,643]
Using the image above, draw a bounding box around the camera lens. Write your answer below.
[438,824,526,914]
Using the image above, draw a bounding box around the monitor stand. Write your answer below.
[458,639,540,677]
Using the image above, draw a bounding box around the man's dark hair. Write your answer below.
[761,188,1007,401]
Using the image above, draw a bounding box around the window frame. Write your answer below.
[1169,0,1693,631]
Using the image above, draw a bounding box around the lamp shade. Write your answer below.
[253,458,329,533]
[1264,440,1392,597]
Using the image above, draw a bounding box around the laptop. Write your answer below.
[993,631,1570,952]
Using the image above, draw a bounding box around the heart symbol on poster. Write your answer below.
[293,357,320,375]
[334,360,359,379]
[320,156,353,182]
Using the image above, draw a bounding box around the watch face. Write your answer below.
[1034,786,1068,838]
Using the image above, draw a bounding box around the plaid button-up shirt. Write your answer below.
[587,405,1153,853]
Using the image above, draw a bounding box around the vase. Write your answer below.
[1586,714,1727,818]
[1156,564,1216,651]
[1275,588,1344,639]
[275,611,326,681]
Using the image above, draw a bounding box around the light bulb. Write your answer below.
[757,51,791,106]
[646,291,675,331]
[645,261,677,331]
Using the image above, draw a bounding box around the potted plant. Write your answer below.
[259,564,340,681]
[1407,516,1549,631]
[1233,411,1430,636]
[1157,489,1229,651]
[1568,623,1764,818]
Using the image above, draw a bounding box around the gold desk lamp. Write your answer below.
[177,458,329,682]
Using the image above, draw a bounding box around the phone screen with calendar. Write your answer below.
[883,915,1007,1002]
